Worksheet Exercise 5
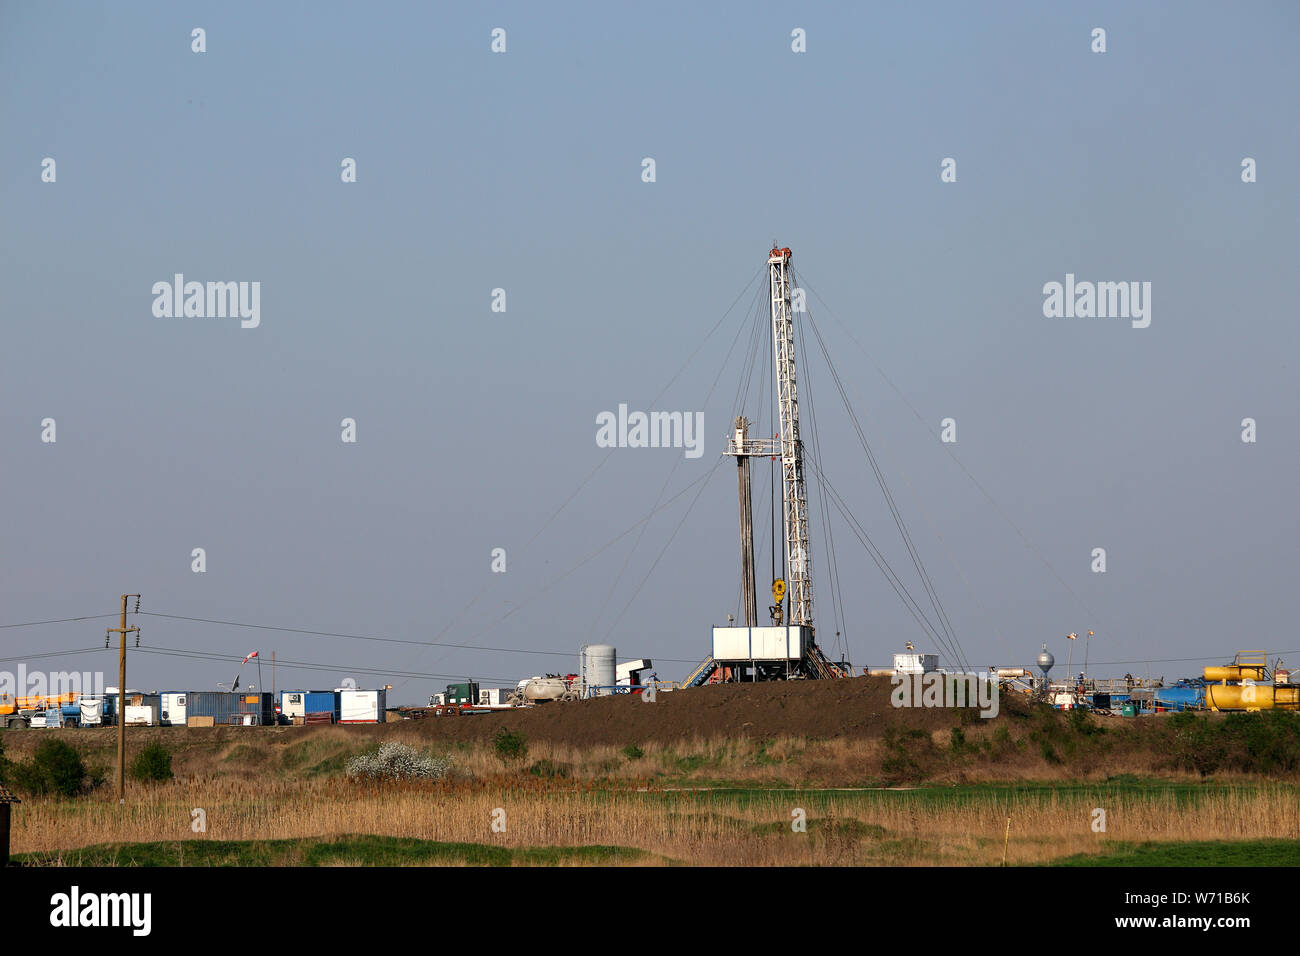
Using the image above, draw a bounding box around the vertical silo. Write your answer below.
[582,644,617,698]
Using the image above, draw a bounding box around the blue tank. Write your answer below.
[1154,679,1205,711]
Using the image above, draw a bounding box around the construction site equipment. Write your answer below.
[1206,683,1300,711]
[507,675,579,705]
[1,692,83,729]
[1203,652,1299,711]
[443,682,479,706]
[707,246,847,683]
[1204,665,1268,682]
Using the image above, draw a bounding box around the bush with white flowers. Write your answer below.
[346,742,452,781]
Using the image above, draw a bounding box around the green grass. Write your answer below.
[1050,838,1300,867]
[305,750,359,777]
[222,743,268,764]
[14,835,654,868]
[634,777,1297,808]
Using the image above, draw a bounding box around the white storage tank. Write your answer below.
[582,644,617,698]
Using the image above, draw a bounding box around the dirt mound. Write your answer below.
[383,675,1027,747]
[0,677,1031,758]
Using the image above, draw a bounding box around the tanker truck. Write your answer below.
[507,674,580,706]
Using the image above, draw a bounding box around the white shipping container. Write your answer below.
[477,688,511,706]
[281,692,306,720]
[712,626,809,661]
[125,705,155,726]
[339,689,385,723]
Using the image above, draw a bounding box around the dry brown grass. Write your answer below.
[12,770,1300,866]
[9,722,1300,866]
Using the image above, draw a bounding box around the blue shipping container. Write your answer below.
[185,691,274,725]
[304,691,337,719]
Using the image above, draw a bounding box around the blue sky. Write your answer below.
[2,1,1297,702]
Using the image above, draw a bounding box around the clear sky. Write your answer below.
[2,1,1296,703]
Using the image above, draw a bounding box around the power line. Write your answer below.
[0,646,109,664]
[798,271,1112,647]
[134,646,521,685]
[139,611,700,664]
[797,290,969,671]
[603,457,725,639]
[395,269,768,685]
[0,614,119,629]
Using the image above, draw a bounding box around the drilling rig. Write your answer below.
[683,245,848,685]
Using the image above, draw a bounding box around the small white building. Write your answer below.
[338,688,386,724]
[160,692,188,726]
[893,652,939,674]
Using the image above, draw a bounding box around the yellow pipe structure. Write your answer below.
[1205,683,1300,711]
[1203,665,1268,682]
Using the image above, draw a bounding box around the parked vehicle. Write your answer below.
[508,675,579,705]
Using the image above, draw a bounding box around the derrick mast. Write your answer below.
[769,246,814,627]
[695,243,844,687]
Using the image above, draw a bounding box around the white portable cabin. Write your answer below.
[712,626,809,661]
[338,689,386,724]
[893,653,939,674]
[281,691,307,720]
[160,692,188,726]
[477,688,511,706]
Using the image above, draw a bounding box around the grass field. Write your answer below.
[15,836,652,868]
[7,703,1300,866]
[11,774,1300,866]
[1049,839,1300,867]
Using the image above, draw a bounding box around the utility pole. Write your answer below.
[106,594,140,803]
